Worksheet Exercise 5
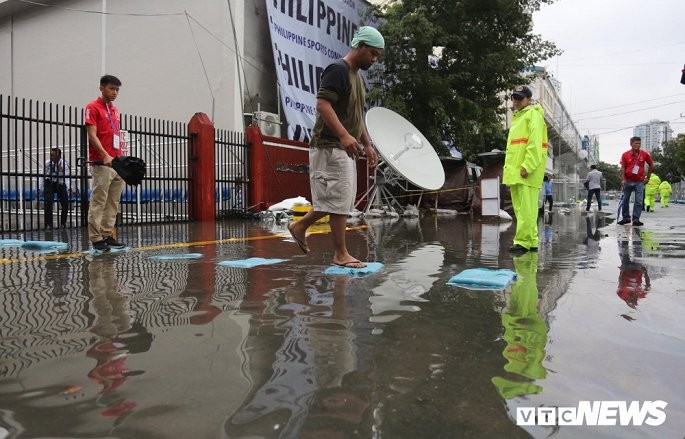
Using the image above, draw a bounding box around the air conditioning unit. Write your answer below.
[253,111,281,137]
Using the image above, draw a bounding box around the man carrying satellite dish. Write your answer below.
[288,26,383,268]
[503,85,549,254]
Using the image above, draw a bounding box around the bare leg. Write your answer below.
[329,213,366,268]
[288,209,327,253]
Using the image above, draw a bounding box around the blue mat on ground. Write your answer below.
[21,241,69,253]
[323,262,384,276]
[447,268,516,290]
[218,257,286,268]
[83,246,132,255]
[0,239,26,247]
[149,253,204,261]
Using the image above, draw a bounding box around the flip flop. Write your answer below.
[333,260,367,268]
[288,223,309,254]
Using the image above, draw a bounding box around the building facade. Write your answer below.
[0,0,278,131]
[633,119,673,153]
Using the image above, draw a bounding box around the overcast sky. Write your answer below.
[532,0,685,165]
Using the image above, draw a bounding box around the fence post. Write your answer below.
[245,124,265,211]
[188,113,216,221]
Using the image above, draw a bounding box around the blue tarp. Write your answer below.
[447,268,516,290]
[323,262,384,276]
[218,257,287,268]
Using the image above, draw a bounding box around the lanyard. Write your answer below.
[105,101,118,132]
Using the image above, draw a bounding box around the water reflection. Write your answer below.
[86,258,151,421]
[617,231,651,310]
[492,252,547,399]
[226,275,362,438]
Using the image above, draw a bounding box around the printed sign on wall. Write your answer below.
[265,0,380,142]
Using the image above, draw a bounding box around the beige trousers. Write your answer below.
[88,165,125,242]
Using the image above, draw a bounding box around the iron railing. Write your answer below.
[1,95,248,234]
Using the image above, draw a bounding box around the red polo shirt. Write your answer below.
[85,97,122,161]
[620,149,653,182]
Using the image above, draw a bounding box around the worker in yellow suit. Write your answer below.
[503,85,549,254]
[659,180,672,207]
[644,173,660,212]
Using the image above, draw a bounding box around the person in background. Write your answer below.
[658,179,672,207]
[643,173,660,213]
[287,26,382,268]
[543,175,553,212]
[85,75,127,251]
[584,164,603,212]
[42,147,73,228]
[503,85,549,254]
[617,137,653,226]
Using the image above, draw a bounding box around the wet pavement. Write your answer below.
[1,201,684,438]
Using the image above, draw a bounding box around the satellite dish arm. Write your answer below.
[316,98,363,159]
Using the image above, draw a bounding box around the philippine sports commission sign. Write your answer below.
[266,0,380,142]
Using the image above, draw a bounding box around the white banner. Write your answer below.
[265,0,379,142]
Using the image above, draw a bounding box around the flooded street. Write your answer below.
[1,201,684,438]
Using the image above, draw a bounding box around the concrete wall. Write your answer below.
[0,0,275,131]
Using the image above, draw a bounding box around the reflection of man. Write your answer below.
[617,239,650,309]
[87,259,147,419]
[492,252,547,399]
[227,276,356,437]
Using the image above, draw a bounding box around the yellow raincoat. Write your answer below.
[503,103,549,249]
[658,180,672,207]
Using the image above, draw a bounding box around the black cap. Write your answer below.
[512,85,533,99]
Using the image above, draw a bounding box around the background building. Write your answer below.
[0,0,277,131]
[633,119,673,153]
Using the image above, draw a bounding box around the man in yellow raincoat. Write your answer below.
[503,85,549,253]
[644,173,660,212]
[659,180,672,207]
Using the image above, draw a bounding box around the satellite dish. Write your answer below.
[366,107,445,190]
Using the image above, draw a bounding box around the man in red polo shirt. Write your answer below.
[618,136,653,226]
[85,75,126,251]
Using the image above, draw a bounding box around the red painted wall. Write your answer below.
[247,125,371,211]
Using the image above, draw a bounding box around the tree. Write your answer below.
[596,161,622,191]
[368,0,561,161]
[651,134,685,184]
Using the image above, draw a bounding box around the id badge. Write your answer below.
[113,133,120,150]
[631,164,639,175]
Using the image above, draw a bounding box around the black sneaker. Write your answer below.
[632,220,644,226]
[509,244,529,254]
[617,219,631,225]
[529,247,538,252]
[104,236,126,248]
[92,240,111,252]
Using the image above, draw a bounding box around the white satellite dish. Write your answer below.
[365,107,445,190]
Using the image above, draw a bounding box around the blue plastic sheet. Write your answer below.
[21,241,69,253]
[323,262,384,276]
[148,253,204,261]
[0,239,25,247]
[218,257,286,268]
[446,268,516,290]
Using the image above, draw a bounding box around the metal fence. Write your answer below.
[1,95,248,234]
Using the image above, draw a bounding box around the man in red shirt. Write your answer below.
[85,75,126,251]
[618,137,653,226]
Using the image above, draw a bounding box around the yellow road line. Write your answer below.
[0,225,368,264]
